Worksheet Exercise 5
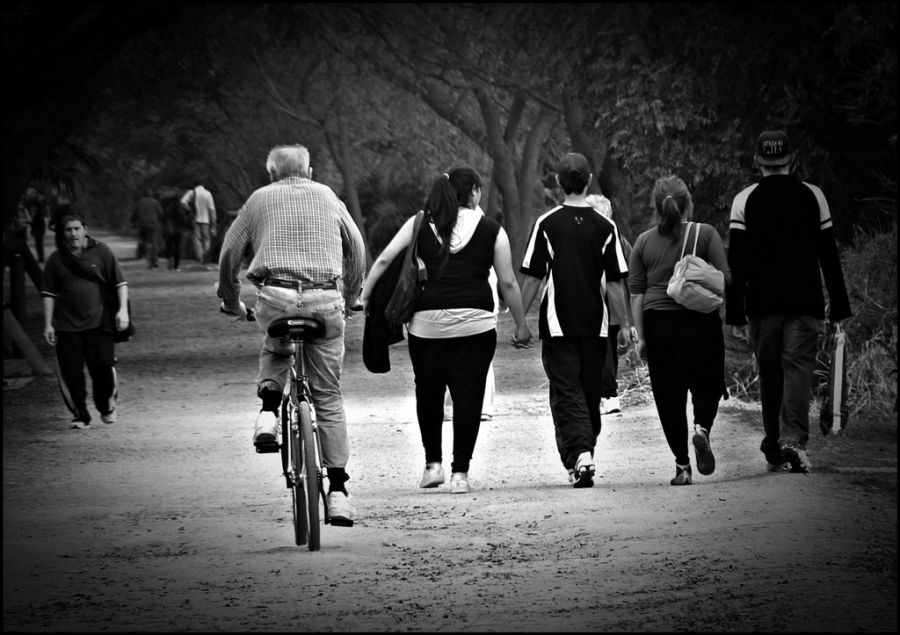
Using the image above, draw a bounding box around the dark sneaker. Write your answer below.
[572,451,595,488]
[766,460,790,472]
[780,442,812,473]
[670,464,693,486]
[692,425,716,475]
[101,408,117,424]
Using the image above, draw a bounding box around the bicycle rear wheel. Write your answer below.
[288,401,309,547]
[297,401,321,551]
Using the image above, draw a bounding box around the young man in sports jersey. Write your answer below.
[726,130,851,474]
[520,153,629,488]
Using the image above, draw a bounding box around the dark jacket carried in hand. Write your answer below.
[363,251,407,373]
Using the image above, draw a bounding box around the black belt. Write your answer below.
[262,277,338,291]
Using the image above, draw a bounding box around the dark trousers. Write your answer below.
[408,329,496,474]
[600,324,621,398]
[139,227,159,267]
[55,328,117,423]
[541,336,606,470]
[644,309,725,466]
[749,314,820,453]
[164,231,183,269]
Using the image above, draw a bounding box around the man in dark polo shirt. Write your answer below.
[42,211,130,429]
[727,130,851,473]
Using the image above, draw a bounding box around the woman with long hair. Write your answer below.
[360,167,532,494]
[628,176,731,485]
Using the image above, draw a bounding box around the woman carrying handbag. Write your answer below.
[628,175,731,486]
[359,167,532,494]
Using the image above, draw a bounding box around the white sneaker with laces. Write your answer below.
[327,491,355,524]
[419,462,446,488]
[450,472,470,494]
[253,410,280,449]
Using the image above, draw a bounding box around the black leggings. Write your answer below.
[408,329,496,473]
[644,309,725,466]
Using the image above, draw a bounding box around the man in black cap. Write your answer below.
[520,152,629,488]
[726,130,851,474]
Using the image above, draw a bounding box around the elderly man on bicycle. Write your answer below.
[217,144,366,524]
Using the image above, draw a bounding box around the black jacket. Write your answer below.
[362,251,406,373]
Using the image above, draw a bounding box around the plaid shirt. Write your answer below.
[218,176,366,305]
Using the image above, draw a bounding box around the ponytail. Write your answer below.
[651,176,693,239]
[423,167,483,258]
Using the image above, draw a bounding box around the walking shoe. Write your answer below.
[419,462,446,488]
[572,451,596,488]
[766,460,790,472]
[326,491,355,526]
[670,463,693,486]
[691,425,716,476]
[253,410,280,453]
[101,408,117,425]
[449,472,470,494]
[780,442,812,473]
[600,396,621,415]
[71,419,90,430]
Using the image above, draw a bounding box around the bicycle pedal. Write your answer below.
[254,442,280,454]
[328,517,354,527]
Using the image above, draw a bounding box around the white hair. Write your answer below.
[266,145,310,181]
[585,193,612,219]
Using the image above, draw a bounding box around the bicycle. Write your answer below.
[222,303,354,550]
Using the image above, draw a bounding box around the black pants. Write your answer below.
[600,324,621,398]
[644,309,725,466]
[56,328,118,423]
[541,336,606,470]
[408,329,496,474]
[165,231,183,269]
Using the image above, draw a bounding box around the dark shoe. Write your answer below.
[692,425,716,475]
[572,451,595,488]
[780,442,812,473]
[670,464,693,486]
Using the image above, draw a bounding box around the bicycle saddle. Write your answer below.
[267,317,326,340]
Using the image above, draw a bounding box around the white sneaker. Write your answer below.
[600,396,621,415]
[419,462,446,488]
[327,491,355,525]
[450,472,470,494]
[253,410,280,451]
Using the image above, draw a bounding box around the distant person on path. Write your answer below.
[41,211,129,429]
[519,153,629,488]
[628,176,730,486]
[586,193,634,416]
[162,195,189,271]
[133,189,163,269]
[48,191,73,252]
[360,168,532,494]
[180,182,217,264]
[24,186,48,263]
[217,144,366,525]
[726,130,852,474]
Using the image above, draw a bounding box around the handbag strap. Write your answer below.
[408,210,425,264]
[679,222,693,259]
[691,222,700,257]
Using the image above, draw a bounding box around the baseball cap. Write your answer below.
[557,152,591,179]
[754,130,794,167]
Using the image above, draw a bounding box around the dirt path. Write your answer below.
[3,237,897,632]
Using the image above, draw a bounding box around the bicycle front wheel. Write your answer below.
[297,401,321,551]
[289,402,309,547]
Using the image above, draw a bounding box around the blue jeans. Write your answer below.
[253,285,349,468]
[749,314,820,453]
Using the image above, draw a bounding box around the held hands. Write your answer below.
[510,323,533,349]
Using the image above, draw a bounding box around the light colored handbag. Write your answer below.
[666,222,725,313]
